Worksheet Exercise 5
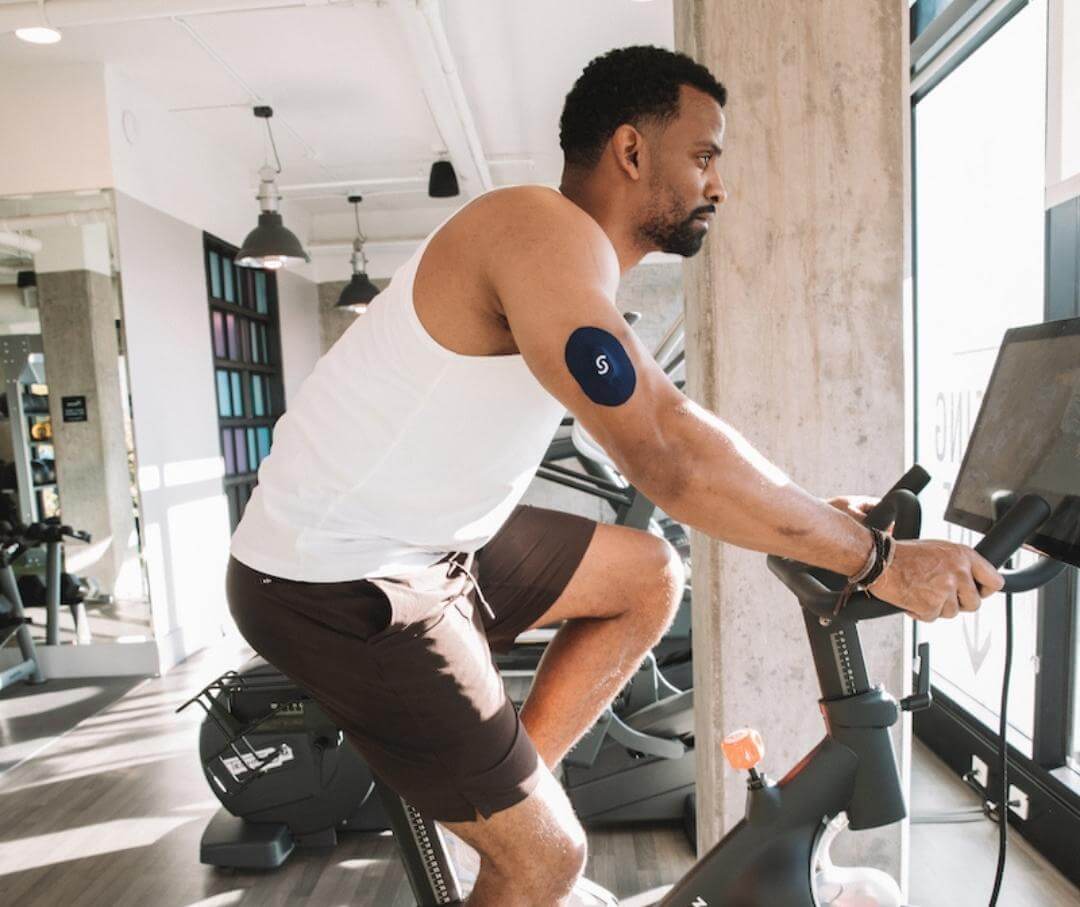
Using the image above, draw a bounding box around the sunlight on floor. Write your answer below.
[0,816,197,874]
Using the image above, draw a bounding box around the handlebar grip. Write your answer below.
[974,494,1051,568]
[863,465,931,533]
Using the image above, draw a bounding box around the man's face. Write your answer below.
[637,85,727,258]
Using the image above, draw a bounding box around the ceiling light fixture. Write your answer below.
[428,158,460,198]
[336,195,381,313]
[15,26,61,44]
[15,1,61,44]
[236,106,310,270]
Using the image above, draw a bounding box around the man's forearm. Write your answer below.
[649,400,874,576]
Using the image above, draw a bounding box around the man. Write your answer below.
[227,46,1002,906]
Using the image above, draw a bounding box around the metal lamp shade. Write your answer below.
[336,272,381,311]
[236,212,310,269]
[428,159,460,198]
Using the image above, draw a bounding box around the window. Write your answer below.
[912,0,1047,748]
[204,234,285,531]
[911,0,1080,887]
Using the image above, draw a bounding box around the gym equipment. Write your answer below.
[14,518,92,646]
[0,515,88,683]
[0,521,44,691]
[177,657,388,869]
[380,318,1076,906]
[560,650,694,828]
[0,336,53,526]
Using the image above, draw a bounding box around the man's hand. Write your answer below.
[826,495,880,523]
[867,540,1004,622]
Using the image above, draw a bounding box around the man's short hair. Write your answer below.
[559,45,727,170]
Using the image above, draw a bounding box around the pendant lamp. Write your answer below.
[336,195,381,313]
[428,158,460,198]
[236,106,310,270]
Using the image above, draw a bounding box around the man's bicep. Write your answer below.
[497,274,682,481]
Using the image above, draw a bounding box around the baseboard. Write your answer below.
[0,640,160,678]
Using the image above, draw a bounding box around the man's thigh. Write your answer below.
[474,504,600,651]
[477,504,674,633]
[227,556,542,824]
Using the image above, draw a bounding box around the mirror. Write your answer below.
[0,188,151,646]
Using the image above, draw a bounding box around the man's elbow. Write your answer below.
[620,432,694,518]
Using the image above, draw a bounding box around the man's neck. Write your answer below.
[557,173,651,274]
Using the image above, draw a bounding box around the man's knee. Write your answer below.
[446,770,587,897]
[634,533,685,627]
[490,826,587,897]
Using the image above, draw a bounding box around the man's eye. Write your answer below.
[698,154,712,167]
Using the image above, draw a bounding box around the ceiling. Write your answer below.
[0,0,675,244]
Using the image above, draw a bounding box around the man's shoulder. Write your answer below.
[467,186,616,274]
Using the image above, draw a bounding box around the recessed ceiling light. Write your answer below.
[15,26,62,45]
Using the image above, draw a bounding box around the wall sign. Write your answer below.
[62,396,87,423]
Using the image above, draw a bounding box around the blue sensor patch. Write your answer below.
[565,327,637,407]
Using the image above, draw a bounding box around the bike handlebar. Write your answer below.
[767,466,1054,623]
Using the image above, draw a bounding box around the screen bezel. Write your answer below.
[944,316,1080,567]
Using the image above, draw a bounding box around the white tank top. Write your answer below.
[229,203,567,582]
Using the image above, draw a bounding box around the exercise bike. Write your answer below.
[374,317,1078,906]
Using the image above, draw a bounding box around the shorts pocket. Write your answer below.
[364,576,454,642]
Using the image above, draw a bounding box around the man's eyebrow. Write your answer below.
[695,141,724,155]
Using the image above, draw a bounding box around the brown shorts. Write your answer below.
[225,504,597,823]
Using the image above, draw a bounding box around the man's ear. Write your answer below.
[609,124,644,181]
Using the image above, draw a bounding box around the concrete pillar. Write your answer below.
[675,0,911,884]
[35,223,136,598]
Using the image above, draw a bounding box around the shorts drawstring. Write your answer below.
[447,553,496,622]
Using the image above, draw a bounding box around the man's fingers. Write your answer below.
[970,551,1005,596]
[957,579,981,613]
[916,598,945,623]
[941,596,960,620]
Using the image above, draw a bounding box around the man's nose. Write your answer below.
[708,175,728,206]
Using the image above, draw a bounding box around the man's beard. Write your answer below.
[638,192,711,258]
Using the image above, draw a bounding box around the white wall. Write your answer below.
[0,63,113,196]
[114,191,232,670]
[114,191,322,670]
[277,267,322,404]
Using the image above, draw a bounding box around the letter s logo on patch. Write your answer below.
[565,327,636,407]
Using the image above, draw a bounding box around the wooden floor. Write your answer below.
[1,639,1077,906]
[0,641,692,906]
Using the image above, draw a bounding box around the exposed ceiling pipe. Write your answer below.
[389,0,493,199]
[0,231,42,255]
[307,237,422,252]
[0,1,321,33]
[278,176,427,194]
[0,211,109,232]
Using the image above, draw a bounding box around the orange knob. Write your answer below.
[722,727,765,772]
